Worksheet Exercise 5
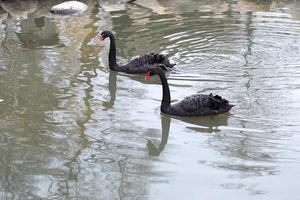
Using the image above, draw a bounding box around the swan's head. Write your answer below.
[145,68,163,80]
[99,31,112,42]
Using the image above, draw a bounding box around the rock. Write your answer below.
[50,1,88,15]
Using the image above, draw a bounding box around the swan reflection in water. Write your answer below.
[102,70,117,109]
[147,113,230,156]
[174,113,231,133]
[147,115,170,156]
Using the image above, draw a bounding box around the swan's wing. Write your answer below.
[181,93,228,112]
[181,94,211,112]
[128,53,175,69]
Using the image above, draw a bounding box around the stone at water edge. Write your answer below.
[50,1,88,15]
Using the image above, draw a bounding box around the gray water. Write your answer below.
[1,0,300,199]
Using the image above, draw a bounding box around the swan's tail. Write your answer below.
[155,54,176,70]
[209,93,234,111]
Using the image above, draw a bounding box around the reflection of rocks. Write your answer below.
[0,6,8,22]
[50,1,88,15]
[0,0,103,48]
[133,0,229,14]
[98,0,129,12]
[1,0,105,84]
[233,0,278,12]
[0,1,102,198]
[98,0,137,12]
[1,0,38,18]
[232,0,299,13]
[131,0,299,15]
[17,15,59,47]
[283,1,300,19]
[0,7,7,43]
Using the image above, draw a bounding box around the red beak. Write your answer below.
[145,71,151,80]
[99,35,104,42]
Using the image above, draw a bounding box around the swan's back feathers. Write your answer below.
[181,93,232,112]
[181,94,211,112]
[128,53,175,70]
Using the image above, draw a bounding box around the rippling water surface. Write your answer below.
[1,0,300,199]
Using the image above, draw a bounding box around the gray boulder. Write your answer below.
[50,1,88,15]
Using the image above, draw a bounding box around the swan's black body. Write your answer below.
[100,31,175,73]
[146,68,234,116]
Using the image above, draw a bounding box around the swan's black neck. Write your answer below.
[108,34,117,69]
[157,71,171,112]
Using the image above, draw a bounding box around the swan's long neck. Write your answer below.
[108,34,117,69]
[158,72,171,111]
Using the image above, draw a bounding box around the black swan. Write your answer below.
[145,68,234,116]
[99,31,175,73]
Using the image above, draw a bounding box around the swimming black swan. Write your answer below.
[99,31,175,73]
[145,68,234,116]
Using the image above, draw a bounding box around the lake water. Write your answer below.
[1,0,300,199]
